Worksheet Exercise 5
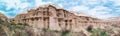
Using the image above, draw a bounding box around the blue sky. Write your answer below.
[0,0,120,19]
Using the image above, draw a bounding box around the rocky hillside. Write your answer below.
[0,13,7,21]
[0,4,120,36]
[1,16,120,36]
[0,12,31,36]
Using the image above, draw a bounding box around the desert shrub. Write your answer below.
[0,18,28,36]
[100,31,108,36]
[42,28,51,32]
[91,28,108,36]
[53,30,60,33]
[10,22,16,25]
[0,27,7,36]
[13,31,29,36]
[61,30,71,36]
[0,19,4,23]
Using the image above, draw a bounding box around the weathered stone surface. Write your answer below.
[10,4,120,36]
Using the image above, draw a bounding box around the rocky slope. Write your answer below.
[0,12,30,36]
[0,13,7,21]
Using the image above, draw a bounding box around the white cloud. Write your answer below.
[1,0,21,10]
[0,10,6,14]
[82,0,102,5]
[112,0,120,6]
[88,6,113,19]
[34,0,53,7]
[69,5,113,19]
[68,2,78,5]
[16,3,30,9]
[69,5,89,12]
[35,0,43,6]
[0,0,32,11]
[0,0,33,17]
[58,4,63,8]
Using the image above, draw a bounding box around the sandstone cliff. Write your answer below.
[11,4,120,36]
[0,4,120,36]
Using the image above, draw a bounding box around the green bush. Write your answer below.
[61,30,71,36]
[13,32,29,36]
[90,28,108,36]
[0,18,4,23]
[100,31,108,36]
[42,28,51,32]
[0,18,28,36]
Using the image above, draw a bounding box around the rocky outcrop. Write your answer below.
[10,4,120,36]
[0,4,120,36]
[12,4,102,31]
[0,13,7,21]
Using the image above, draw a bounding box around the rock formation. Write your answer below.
[0,4,120,36]
[0,13,7,21]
